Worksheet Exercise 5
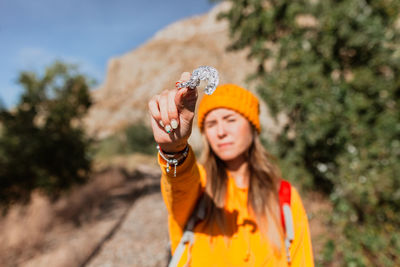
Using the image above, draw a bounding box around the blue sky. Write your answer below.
[0,0,216,108]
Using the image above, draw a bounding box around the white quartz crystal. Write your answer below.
[178,66,219,95]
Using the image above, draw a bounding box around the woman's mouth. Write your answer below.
[218,142,233,149]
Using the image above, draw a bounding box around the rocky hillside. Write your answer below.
[84,3,285,150]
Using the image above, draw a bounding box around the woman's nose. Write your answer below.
[216,122,227,138]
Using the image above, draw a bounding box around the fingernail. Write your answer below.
[165,124,172,133]
[159,120,164,127]
[171,119,178,129]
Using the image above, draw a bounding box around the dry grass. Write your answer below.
[0,192,53,265]
[0,153,158,267]
[92,153,156,173]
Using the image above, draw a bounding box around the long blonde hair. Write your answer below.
[200,128,284,249]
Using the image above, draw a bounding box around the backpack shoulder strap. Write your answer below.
[279,179,294,264]
[168,195,206,267]
[279,180,291,230]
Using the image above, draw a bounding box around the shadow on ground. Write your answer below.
[0,165,163,267]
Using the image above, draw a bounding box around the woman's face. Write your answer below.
[203,108,254,162]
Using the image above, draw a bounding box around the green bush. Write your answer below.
[0,61,93,204]
[93,134,127,158]
[125,120,156,155]
[94,120,156,158]
[217,0,400,265]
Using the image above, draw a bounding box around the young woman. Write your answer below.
[148,72,314,266]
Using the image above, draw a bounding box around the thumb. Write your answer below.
[174,72,198,112]
[175,86,198,113]
[175,87,188,111]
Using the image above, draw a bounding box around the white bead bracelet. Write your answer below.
[157,145,189,177]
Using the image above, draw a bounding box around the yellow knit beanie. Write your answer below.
[197,84,261,133]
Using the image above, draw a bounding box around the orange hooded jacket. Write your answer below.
[159,146,314,267]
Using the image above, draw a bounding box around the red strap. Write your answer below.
[279,180,291,231]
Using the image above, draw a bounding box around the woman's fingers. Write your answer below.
[175,87,188,111]
[148,95,161,125]
[175,86,198,115]
[175,72,197,113]
[149,90,181,134]
[168,89,179,129]
[159,91,171,133]
[148,71,194,135]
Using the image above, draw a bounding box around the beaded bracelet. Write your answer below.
[157,145,189,177]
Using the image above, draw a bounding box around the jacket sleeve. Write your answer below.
[289,186,315,267]
[159,145,206,253]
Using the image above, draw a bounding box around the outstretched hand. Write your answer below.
[148,72,198,153]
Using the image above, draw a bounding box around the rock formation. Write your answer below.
[84,3,284,150]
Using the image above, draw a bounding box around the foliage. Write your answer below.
[93,134,127,158]
[217,0,400,265]
[94,120,156,158]
[0,61,93,204]
[125,120,156,155]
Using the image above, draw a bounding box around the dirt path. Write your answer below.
[86,193,169,267]
[13,164,165,267]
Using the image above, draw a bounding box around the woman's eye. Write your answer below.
[228,119,236,122]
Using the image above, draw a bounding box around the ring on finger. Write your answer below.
[175,80,183,88]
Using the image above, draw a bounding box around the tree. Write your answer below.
[217,0,400,265]
[0,61,93,204]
